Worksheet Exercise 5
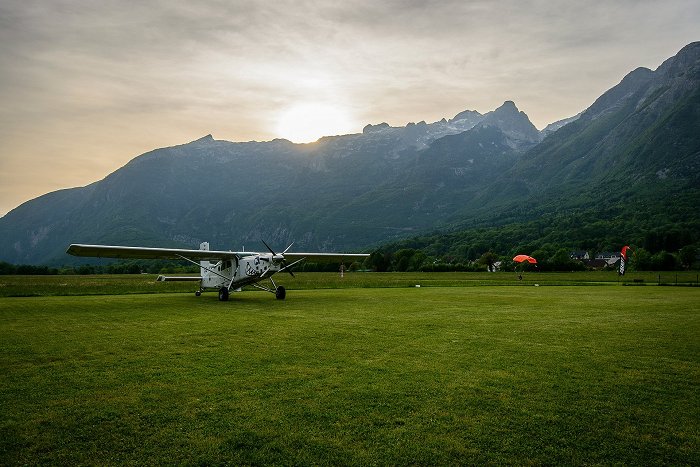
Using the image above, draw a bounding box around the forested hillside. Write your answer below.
[369,42,700,271]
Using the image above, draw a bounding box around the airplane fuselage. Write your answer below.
[200,254,283,290]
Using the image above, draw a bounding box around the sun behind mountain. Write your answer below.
[275,103,357,143]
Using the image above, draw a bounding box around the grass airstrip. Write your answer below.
[1,272,698,464]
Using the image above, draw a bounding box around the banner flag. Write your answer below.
[619,245,630,276]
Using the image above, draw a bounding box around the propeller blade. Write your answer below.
[282,242,294,254]
[278,260,295,278]
[261,239,276,256]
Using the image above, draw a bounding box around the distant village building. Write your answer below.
[570,251,590,260]
[571,251,623,270]
[595,252,621,268]
[595,252,620,260]
[569,251,621,270]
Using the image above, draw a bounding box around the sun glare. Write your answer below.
[275,103,356,143]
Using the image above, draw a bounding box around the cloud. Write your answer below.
[0,0,699,215]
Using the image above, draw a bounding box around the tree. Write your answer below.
[631,248,652,271]
[651,251,677,271]
[679,245,697,269]
[478,252,499,272]
[550,248,584,271]
[393,249,417,272]
[365,250,392,272]
[0,261,16,275]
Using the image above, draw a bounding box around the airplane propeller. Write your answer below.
[261,240,297,277]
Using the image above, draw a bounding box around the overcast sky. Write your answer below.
[0,0,698,216]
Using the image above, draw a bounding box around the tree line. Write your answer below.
[3,242,697,276]
[0,260,199,276]
[361,245,698,273]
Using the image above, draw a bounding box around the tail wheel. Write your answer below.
[218,287,229,301]
[275,286,286,300]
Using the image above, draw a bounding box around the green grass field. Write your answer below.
[1,274,698,464]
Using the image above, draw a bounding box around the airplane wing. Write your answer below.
[67,244,369,263]
[66,244,242,261]
[282,252,369,262]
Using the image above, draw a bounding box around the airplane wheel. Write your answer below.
[195,291,201,297]
[218,287,229,301]
[275,286,286,300]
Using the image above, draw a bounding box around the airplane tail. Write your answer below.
[199,241,211,282]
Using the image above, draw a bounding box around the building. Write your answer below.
[570,251,590,260]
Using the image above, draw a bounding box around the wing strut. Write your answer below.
[175,254,231,282]
[279,257,305,276]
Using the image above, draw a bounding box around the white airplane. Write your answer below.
[66,241,369,301]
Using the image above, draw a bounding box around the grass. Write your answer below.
[0,274,195,297]
[0,277,698,464]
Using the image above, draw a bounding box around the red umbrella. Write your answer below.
[513,254,537,264]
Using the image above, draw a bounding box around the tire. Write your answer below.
[275,286,286,300]
[218,287,229,301]
[195,290,201,297]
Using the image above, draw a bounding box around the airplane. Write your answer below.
[66,241,369,301]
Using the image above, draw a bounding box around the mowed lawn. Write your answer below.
[1,285,698,464]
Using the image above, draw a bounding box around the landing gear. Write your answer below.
[218,287,229,301]
[195,290,201,297]
[252,279,287,300]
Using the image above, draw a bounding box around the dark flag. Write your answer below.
[619,245,630,275]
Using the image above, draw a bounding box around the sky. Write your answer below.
[0,0,698,216]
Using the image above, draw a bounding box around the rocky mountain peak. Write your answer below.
[450,109,482,123]
[581,67,655,121]
[478,101,541,147]
[656,41,700,77]
[362,122,391,134]
[496,100,518,112]
[583,42,700,123]
[192,134,215,144]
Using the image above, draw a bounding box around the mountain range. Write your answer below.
[1,41,699,265]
